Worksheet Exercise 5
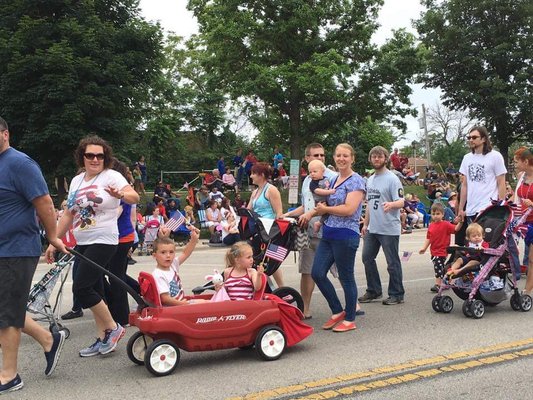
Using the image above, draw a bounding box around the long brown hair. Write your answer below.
[469,126,492,155]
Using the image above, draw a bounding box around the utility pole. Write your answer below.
[418,104,431,166]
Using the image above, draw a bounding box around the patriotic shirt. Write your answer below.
[153,260,184,301]
[66,169,128,245]
[224,268,254,300]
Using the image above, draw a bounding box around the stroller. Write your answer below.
[27,253,74,338]
[193,208,304,312]
[139,218,161,255]
[432,201,532,319]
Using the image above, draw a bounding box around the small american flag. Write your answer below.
[165,214,185,231]
[265,244,288,262]
[401,251,413,262]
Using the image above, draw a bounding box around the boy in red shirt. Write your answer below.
[419,203,463,292]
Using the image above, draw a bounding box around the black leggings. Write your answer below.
[73,244,117,309]
[104,241,132,325]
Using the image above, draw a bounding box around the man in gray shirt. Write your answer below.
[359,146,406,305]
[283,143,335,319]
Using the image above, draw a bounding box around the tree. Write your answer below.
[0,0,163,177]
[416,0,533,164]
[426,103,474,147]
[187,0,425,160]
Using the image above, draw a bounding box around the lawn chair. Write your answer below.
[416,202,431,227]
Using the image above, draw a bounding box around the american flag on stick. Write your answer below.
[265,244,288,262]
[165,213,185,231]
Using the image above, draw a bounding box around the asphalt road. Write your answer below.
[10,229,533,399]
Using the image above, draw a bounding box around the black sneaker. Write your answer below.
[44,331,66,376]
[0,374,23,394]
[61,309,83,320]
[127,258,137,265]
[430,285,440,293]
[382,297,404,305]
[358,292,383,303]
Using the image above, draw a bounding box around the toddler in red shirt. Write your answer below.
[419,203,463,292]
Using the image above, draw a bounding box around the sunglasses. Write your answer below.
[310,153,325,157]
[84,152,105,160]
[466,135,480,140]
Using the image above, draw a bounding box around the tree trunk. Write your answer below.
[288,104,302,162]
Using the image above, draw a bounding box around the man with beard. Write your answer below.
[359,146,406,305]
[458,126,506,223]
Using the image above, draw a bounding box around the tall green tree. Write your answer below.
[188,0,424,160]
[0,0,163,177]
[416,0,533,164]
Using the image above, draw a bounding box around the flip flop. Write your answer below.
[303,315,313,320]
[355,310,365,316]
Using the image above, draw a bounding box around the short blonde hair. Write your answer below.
[466,223,483,239]
[308,159,326,171]
[225,242,253,268]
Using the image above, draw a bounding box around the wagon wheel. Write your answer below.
[255,325,286,361]
[127,331,153,366]
[144,339,180,377]
[272,287,304,313]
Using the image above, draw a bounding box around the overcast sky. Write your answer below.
[138,0,442,148]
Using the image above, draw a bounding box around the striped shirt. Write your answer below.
[225,268,254,300]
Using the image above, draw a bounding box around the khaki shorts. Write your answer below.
[299,237,321,274]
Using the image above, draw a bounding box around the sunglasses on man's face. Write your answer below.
[84,152,105,160]
[466,135,481,141]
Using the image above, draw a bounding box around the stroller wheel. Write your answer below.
[255,325,286,361]
[470,299,485,319]
[127,331,153,366]
[510,293,522,311]
[60,327,71,339]
[439,296,454,313]
[272,287,304,313]
[520,294,532,312]
[49,323,70,339]
[462,301,474,318]
[431,296,442,312]
[145,339,180,377]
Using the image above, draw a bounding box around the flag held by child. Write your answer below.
[265,244,288,262]
[401,251,413,262]
[165,214,185,231]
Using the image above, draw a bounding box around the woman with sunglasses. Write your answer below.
[45,135,139,357]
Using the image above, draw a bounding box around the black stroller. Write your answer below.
[432,201,532,319]
[193,208,304,312]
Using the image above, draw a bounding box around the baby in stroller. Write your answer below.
[447,223,489,277]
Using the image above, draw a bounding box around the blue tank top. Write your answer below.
[252,183,276,219]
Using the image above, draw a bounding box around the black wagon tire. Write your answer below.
[144,339,180,377]
[127,331,153,366]
[439,296,454,313]
[272,287,304,313]
[255,325,286,361]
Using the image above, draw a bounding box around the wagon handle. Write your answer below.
[68,248,150,310]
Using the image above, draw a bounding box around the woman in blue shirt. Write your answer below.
[312,143,366,332]
[247,162,284,286]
